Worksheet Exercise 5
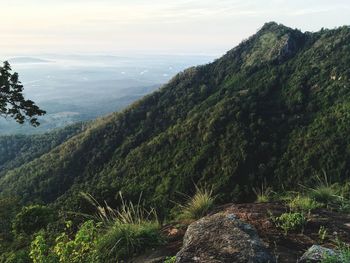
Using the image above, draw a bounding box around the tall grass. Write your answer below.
[81,192,158,225]
[97,221,163,261]
[179,186,215,220]
[306,174,341,208]
[81,192,163,262]
[253,184,274,203]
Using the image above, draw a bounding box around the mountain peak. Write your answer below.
[238,22,305,67]
[260,21,290,32]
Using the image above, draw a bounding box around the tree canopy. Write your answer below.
[0,61,45,126]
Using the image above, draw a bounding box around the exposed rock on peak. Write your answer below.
[242,22,305,67]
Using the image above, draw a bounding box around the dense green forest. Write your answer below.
[0,22,350,261]
[0,123,86,175]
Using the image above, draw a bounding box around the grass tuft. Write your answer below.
[97,221,163,261]
[179,186,215,220]
[82,192,158,225]
[253,184,274,203]
[288,195,322,213]
[82,192,163,261]
[309,185,339,206]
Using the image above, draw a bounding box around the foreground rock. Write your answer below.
[175,212,274,263]
[298,245,337,263]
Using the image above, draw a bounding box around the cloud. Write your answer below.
[1,0,349,54]
[288,6,345,16]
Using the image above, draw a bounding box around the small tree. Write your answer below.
[0,61,45,126]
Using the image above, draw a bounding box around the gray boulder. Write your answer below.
[298,245,337,263]
[175,213,274,263]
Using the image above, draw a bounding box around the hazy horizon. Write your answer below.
[1,0,349,57]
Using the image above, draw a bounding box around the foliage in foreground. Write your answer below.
[164,256,177,263]
[30,220,99,263]
[273,212,306,236]
[27,193,164,263]
[97,221,163,262]
[321,241,350,263]
[288,195,322,213]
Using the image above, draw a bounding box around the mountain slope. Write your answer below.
[1,22,350,214]
[0,123,85,175]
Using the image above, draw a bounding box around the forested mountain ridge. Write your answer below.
[0,123,86,175]
[1,22,350,216]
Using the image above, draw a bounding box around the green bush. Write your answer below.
[30,233,58,263]
[274,212,306,235]
[54,220,100,263]
[12,205,56,236]
[164,256,177,263]
[29,220,100,263]
[0,250,30,263]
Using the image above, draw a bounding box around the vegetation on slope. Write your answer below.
[0,123,86,175]
[0,23,349,211]
[0,22,350,261]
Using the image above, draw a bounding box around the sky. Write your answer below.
[0,0,349,56]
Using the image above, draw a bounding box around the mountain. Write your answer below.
[0,123,86,175]
[1,54,214,135]
[0,22,350,216]
[7,57,52,64]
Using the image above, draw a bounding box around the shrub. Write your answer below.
[0,250,30,263]
[30,221,100,263]
[288,195,322,213]
[54,220,100,263]
[274,212,306,235]
[12,205,56,236]
[179,186,215,220]
[30,233,58,263]
[164,256,177,263]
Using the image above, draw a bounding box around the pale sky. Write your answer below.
[1,0,349,56]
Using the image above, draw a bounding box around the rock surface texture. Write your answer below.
[175,212,274,263]
[297,245,337,263]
